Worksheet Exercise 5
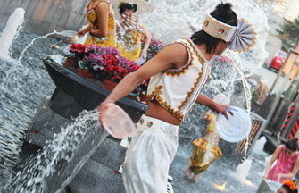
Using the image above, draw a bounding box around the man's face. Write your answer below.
[214,40,228,55]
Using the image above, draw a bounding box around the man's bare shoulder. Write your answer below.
[160,43,189,65]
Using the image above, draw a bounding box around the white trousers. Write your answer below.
[122,115,179,193]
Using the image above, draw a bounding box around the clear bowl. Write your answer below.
[102,104,136,139]
[215,106,252,143]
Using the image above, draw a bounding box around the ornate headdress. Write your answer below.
[202,13,256,52]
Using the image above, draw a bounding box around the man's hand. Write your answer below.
[195,94,231,119]
[97,98,114,125]
[209,103,229,119]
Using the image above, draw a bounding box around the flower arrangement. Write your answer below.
[65,44,147,98]
[82,45,140,82]
[63,43,87,68]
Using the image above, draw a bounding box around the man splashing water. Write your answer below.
[99,2,255,193]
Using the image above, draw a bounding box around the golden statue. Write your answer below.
[185,112,222,182]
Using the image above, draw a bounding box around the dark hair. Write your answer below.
[119,3,137,14]
[286,138,299,152]
[191,3,237,54]
[281,184,298,193]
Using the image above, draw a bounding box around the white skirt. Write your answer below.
[122,115,179,193]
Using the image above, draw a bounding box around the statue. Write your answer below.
[185,94,230,182]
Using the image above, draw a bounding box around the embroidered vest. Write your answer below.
[146,38,211,121]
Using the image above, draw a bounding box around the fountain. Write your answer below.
[0,0,273,192]
[0,8,25,62]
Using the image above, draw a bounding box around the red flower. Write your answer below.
[112,75,121,80]
[70,43,86,53]
[114,65,122,71]
[105,64,115,72]
[106,59,113,66]
[103,54,118,66]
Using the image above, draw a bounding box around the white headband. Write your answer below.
[202,13,256,52]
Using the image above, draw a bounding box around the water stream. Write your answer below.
[0,8,25,62]
[0,8,68,192]
[8,110,107,193]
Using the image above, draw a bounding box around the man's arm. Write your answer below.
[195,94,229,118]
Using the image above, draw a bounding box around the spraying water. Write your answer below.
[0,8,25,62]
[17,30,79,63]
[252,137,267,155]
[8,110,108,193]
[17,32,57,63]
[0,8,70,192]
[235,159,255,187]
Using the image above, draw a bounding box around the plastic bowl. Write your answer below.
[102,104,136,139]
[215,106,252,143]
[58,30,78,38]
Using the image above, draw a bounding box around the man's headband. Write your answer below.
[202,13,256,52]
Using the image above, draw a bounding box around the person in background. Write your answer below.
[116,2,151,62]
[264,138,299,183]
[78,0,116,47]
[277,180,298,193]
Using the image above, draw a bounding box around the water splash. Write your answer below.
[0,16,68,191]
[251,137,267,155]
[235,159,255,187]
[3,30,76,87]
[0,8,25,62]
[8,110,107,193]
[18,29,81,63]
[226,51,253,112]
[213,181,228,192]
[17,32,57,63]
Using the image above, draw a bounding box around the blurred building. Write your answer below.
[272,0,299,21]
